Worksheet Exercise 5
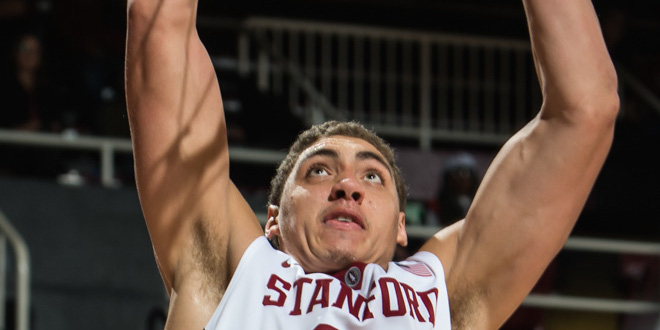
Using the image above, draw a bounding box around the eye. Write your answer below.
[364,171,383,184]
[307,165,330,177]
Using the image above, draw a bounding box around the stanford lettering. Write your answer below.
[262,274,437,324]
[262,274,291,307]
[331,282,375,320]
[290,278,313,315]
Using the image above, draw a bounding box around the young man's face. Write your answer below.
[266,135,407,272]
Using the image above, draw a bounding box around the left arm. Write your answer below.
[421,0,619,328]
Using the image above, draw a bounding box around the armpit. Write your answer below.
[449,282,487,329]
[192,218,228,303]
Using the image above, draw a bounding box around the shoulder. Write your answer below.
[394,251,446,281]
[418,220,464,280]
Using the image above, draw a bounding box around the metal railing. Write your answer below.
[0,129,285,188]
[238,17,542,149]
[0,129,132,187]
[0,208,30,330]
[237,17,660,150]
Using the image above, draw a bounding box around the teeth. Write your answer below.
[337,216,353,223]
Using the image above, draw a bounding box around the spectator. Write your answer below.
[0,33,61,131]
[435,152,481,226]
[0,32,66,178]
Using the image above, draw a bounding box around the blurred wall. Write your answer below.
[0,176,165,330]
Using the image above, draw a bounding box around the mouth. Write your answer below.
[323,210,365,230]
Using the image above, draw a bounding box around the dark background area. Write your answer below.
[2,0,658,240]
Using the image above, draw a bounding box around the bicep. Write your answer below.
[427,115,614,328]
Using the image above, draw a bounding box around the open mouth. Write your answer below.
[336,216,354,223]
[323,210,365,229]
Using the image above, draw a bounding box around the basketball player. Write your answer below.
[124,0,619,328]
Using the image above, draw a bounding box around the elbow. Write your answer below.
[591,88,620,130]
[578,89,619,130]
[602,92,620,127]
[563,94,619,139]
[576,66,621,128]
[547,81,620,132]
[581,66,621,127]
[542,63,621,130]
[598,66,621,124]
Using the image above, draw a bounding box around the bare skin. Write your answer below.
[125,0,618,329]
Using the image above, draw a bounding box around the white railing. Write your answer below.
[239,17,542,149]
[0,208,30,330]
[0,129,285,188]
[237,17,660,150]
[0,129,132,187]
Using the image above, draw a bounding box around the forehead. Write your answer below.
[298,136,383,163]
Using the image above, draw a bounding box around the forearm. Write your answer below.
[125,0,225,151]
[523,0,618,119]
[126,0,200,107]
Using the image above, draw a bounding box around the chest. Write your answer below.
[212,259,448,329]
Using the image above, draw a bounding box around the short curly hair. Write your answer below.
[268,121,408,211]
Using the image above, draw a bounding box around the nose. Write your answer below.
[330,176,365,204]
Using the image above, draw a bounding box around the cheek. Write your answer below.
[290,186,311,200]
[280,186,313,232]
[283,186,313,219]
[366,188,400,212]
[365,192,400,231]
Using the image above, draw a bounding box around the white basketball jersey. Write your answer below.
[205,237,451,329]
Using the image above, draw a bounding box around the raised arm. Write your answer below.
[421,0,619,328]
[124,0,261,326]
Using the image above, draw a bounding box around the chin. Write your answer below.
[322,245,361,270]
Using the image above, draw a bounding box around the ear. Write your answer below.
[265,205,281,239]
[396,211,408,247]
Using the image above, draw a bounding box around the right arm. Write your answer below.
[421,1,618,328]
[125,0,262,326]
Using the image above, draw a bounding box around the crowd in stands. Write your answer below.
[0,0,127,180]
[0,0,127,135]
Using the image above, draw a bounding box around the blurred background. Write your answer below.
[0,0,658,329]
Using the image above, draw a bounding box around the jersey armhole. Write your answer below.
[406,251,452,329]
[205,236,271,328]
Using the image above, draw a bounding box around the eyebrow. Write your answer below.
[356,151,393,177]
[301,148,339,164]
[300,148,393,177]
